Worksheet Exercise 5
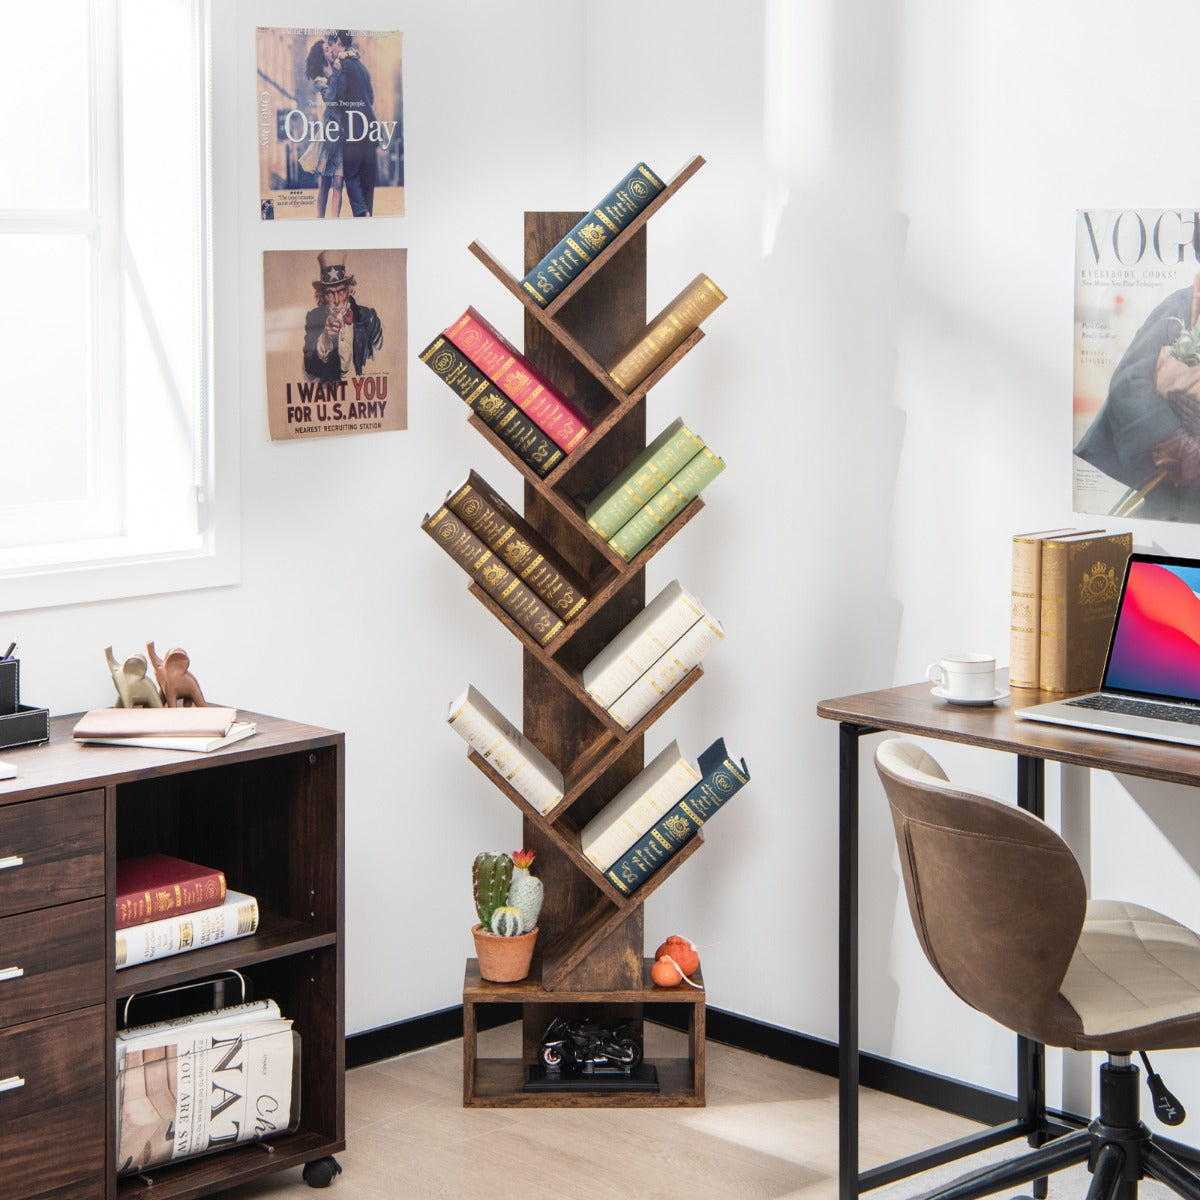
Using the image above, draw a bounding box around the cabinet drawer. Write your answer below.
[0,898,106,1026]
[0,791,104,917]
[1,1005,107,1198]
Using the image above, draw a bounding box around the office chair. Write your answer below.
[875,738,1200,1200]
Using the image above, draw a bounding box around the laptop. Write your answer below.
[1016,552,1200,746]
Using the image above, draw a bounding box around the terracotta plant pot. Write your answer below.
[472,923,537,983]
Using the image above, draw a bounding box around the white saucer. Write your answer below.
[931,686,1009,707]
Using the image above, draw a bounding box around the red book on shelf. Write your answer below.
[444,307,591,452]
[115,852,227,930]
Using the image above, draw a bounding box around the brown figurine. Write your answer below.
[145,642,207,707]
[104,646,164,708]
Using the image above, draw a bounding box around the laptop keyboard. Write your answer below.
[1065,694,1200,727]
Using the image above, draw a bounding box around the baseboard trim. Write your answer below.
[345,1003,1013,1124]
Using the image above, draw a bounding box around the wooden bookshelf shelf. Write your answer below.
[443,155,722,1107]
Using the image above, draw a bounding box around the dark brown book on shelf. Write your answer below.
[115,852,227,930]
[1039,530,1133,693]
[445,470,589,621]
[421,506,565,646]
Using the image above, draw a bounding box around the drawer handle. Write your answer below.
[0,855,23,871]
[0,1075,24,1094]
[0,966,23,983]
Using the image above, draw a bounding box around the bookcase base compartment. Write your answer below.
[462,958,704,1108]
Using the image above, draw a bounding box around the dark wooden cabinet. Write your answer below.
[0,711,344,1198]
[453,156,712,1107]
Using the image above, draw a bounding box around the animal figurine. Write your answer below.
[145,642,207,707]
[104,646,163,708]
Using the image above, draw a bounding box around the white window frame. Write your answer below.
[0,0,238,614]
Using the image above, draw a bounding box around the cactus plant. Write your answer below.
[489,905,524,937]
[507,849,543,934]
[472,851,513,930]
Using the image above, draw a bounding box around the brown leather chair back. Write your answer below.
[875,740,1088,1045]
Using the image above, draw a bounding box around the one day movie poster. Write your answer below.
[263,248,408,441]
[256,27,404,220]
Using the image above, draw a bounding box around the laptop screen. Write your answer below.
[1103,556,1200,703]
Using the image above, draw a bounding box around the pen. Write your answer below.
[1,643,14,661]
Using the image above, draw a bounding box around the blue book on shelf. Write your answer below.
[520,163,665,307]
[605,737,749,896]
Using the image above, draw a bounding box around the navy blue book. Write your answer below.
[520,163,665,308]
[605,737,749,896]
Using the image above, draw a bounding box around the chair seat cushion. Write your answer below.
[1060,899,1200,1049]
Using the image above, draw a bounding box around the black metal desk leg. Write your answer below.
[840,722,864,1200]
[1016,754,1049,1199]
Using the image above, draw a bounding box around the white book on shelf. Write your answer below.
[115,890,260,970]
[608,612,726,731]
[579,740,701,870]
[446,685,565,814]
[582,579,709,708]
[80,722,257,753]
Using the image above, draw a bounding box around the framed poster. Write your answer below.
[257,28,403,220]
[1073,209,1200,521]
[263,248,408,440]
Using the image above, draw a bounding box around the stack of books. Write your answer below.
[581,736,750,896]
[72,706,256,752]
[583,580,725,730]
[585,418,724,562]
[422,471,592,648]
[115,852,259,969]
[446,685,565,815]
[520,162,666,308]
[442,307,590,452]
[116,999,298,1175]
[1009,527,1132,692]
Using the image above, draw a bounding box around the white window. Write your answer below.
[0,0,237,612]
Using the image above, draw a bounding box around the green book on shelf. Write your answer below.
[607,447,725,562]
[584,418,706,540]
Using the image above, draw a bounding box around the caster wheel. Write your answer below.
[303,1156,343,1188]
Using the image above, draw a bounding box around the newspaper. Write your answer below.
[117,1006,297,1175]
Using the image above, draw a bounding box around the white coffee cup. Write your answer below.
[926,653,996,700]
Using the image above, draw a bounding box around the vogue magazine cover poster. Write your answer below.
[257,28,403,221]
[263,248,408,441]
[1074,208,1200,522]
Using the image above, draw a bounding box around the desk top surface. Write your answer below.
[817,682,1200,786]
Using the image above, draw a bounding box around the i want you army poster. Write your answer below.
[263,248,408,441]
[257,28,403,220]
[1074,208,1200,522]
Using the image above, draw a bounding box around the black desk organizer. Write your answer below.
[0,659,49,749]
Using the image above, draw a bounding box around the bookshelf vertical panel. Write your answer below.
[522,210,647,998]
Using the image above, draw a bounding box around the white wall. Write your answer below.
[14,0,1200,1120]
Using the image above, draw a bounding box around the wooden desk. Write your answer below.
[817,682,1200,1199]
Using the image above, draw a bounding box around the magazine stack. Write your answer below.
[116,998,300,1177]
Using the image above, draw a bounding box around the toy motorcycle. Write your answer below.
[538,1017,643,1075]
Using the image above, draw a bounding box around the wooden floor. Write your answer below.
[214,1022,985,1199]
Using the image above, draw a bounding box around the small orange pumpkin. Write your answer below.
[650,956,683,987]
[654,935,699,977]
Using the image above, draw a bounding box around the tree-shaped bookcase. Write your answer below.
[455,155,711,1108]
